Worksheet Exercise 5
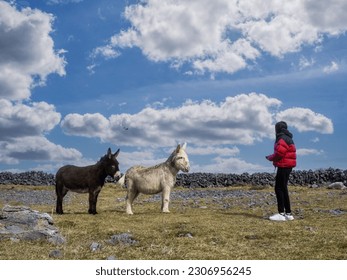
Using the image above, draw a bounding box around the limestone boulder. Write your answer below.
[0,205,65,245]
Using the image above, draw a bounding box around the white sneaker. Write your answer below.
[285,214,294,221]
[269,213,286,221]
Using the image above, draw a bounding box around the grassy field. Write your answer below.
[0,184,346,260]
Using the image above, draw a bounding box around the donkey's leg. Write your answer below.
[88,187,101,214]
[161,187,171,213]
[56,185,68,215]
[126,190,139,215]
[126,182,139,215]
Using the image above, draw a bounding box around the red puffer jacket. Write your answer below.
[267,134,297,168]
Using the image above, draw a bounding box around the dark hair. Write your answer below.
[275,121,287,134]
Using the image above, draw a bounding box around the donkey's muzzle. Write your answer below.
[114,171,122,181]
[183,165,190,173]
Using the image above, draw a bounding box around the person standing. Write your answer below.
[266,121,297,221]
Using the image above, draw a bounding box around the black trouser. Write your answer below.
[275,167,292,214]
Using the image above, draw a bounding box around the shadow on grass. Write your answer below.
[221,211,264,220]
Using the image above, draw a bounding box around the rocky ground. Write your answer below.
[1,170,346,259]
[0,169,346,207]
[0,189,56,205]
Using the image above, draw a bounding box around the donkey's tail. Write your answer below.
[115,174,126,188]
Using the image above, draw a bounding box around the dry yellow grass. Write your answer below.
[0,184,346,260]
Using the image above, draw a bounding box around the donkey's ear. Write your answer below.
[114,148,120,157]
[107,148,112,158]
[182,142,187,150]
[175,144,181,153]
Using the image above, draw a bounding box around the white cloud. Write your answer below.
[87,64,97,75]
[194,156,266,174]
[297,148,324,156]
[117,150,167,172]
[0,1,66,100]
[60,92,335,174]
[304,0,347,35]
[93,0,347,75]
[93,0,261,74]
[91,45,120,60]
[0,2,82,166]
[61,113,110,138]
[299,56,315,70]
[0,99,82,164]
[187,146,266,174]
[47,0,84,4]
[61,92,334,149]
[0,69,33,101]
[0,99,61,140]
[323,61,339,74]
[276,108,334,134]
[192,39,260,74]
[188,146,240,157]
[61,93,281,147]
[0,136,82,164]
[116,145,261,174]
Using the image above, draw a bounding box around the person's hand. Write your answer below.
[265,155,270,160]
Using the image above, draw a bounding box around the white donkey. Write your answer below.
[116,143,190,214]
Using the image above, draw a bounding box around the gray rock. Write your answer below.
[107,233,137,246]
[49,249,63,259]
[329,209,346,215]
[177,232,194,238]
[0,205,65,245]
[90,242,102,252]
[327,182,347,190]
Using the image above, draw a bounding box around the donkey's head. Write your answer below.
[171,143,190,173]
[100,148,121,180]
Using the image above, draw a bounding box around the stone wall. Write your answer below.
[0,171,55,186]
[176,168,347,188]
[0,168,346,187]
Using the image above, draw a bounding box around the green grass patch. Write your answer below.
[0,184,346,260]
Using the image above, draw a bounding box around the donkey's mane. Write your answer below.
[165,150,176,163]
[98,154,109,163]
[98,155,106,162]
[132,150,176,172]
[139,159,171,172]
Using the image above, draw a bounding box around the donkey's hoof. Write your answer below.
[88,210,97,215]
[162,210,170,213]
[126,211,134,215]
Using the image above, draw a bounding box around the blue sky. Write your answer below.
[0,0,346,174]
